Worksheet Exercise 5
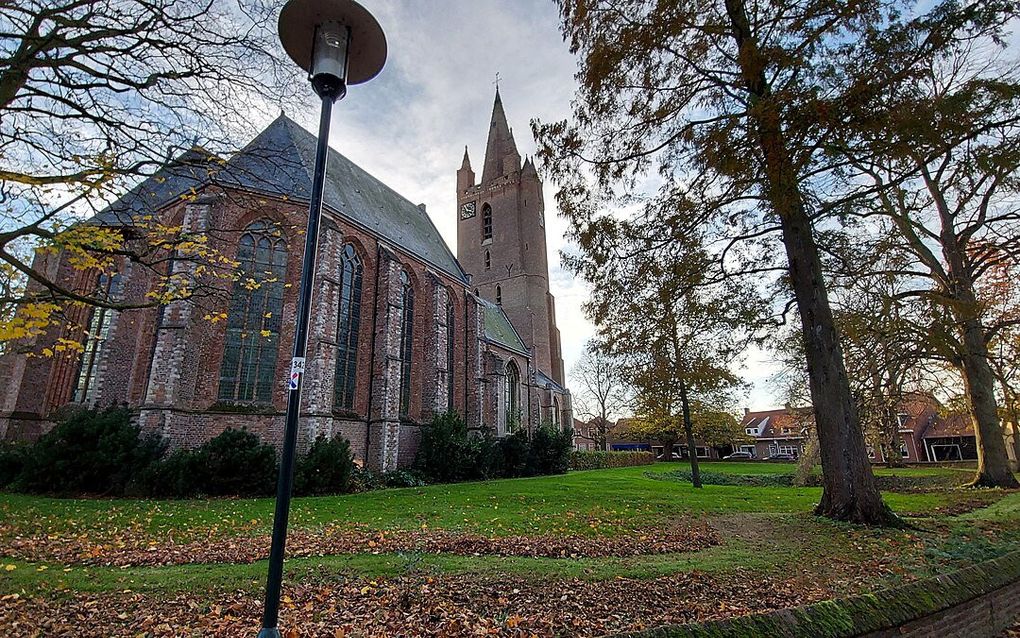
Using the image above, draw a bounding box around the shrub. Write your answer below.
[0,444,28,489]
[414,411,481,483]
[294,434,355,496]
[569,450,656,471]
[527,424,573,476]
[133,447,205,498]
[194,428,278,497]
[495,430,531,478]
[138,427,277,498]
[15,406,166,495]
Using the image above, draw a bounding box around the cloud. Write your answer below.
[278,0,779,410]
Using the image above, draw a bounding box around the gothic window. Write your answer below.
[218,219,287,403]
[398,270,415,417]
[484,250,491,270]
[552,397,560,427]
[333,244,363,411]
[72,273,121,405]
[446,292,455,412]
[504,360,520,433]
[482,204,493,241]
[495,285,502,305]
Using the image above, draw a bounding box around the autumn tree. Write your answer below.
[840,34,1020,486]
[571,341,631,450]
[562,197,753,489]
[0,0,301,344]
[534,0,1014,523]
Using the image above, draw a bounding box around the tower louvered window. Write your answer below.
[398,270,415,416]
[218,219,286,403]
[72,273,122,405]
[482,204,493,241]
[333,244,363,411]
[484,250,491,270]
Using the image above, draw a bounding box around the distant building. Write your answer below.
[740,394,1002,463]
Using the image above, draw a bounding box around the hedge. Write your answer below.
[570,450,656,471]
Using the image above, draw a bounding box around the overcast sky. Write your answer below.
[281,0,778,412]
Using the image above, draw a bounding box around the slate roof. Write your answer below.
[92,148,220,225]
[535,369,566,393]
[923,413,975,439]
[479,298,528,355]
[91,115,467,282]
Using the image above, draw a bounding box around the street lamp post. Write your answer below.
[259,2,385,636]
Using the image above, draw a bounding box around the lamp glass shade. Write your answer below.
[311,22,350,83]
[278,0,386,85]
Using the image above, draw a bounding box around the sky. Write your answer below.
[281,0,779,412]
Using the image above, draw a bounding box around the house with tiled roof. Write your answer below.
[740,407,814,459]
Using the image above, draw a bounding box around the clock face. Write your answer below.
[460,201,476,219]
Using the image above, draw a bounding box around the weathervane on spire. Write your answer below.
[493,71,501,92]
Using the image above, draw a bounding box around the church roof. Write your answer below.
[92,115,467,283]
[479,298,528,355]
[535,369,566,393]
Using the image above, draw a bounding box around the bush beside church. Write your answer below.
[0,407,573,498]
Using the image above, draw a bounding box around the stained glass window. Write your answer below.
[218,219,286,403]
[446,293,455,411]
[504,360,520,433]
[72,273,121,405]
[398,270,414,416]
[334,244,363,411]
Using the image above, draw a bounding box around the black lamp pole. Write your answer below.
[260,2,385,636]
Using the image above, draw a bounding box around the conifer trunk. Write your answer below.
[725,0,893,524]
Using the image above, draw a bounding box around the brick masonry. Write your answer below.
[615,550,1020,638]
[0,182,572,470]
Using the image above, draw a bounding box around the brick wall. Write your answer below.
[613,550,1020,638]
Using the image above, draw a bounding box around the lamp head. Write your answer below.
[278,0,387,101]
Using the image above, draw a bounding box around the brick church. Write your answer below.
[0,90,571,471]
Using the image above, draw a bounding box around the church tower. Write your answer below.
[456,89,565,384]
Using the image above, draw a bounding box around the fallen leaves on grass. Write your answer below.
[0,520,718,567]
[0,569,824,637]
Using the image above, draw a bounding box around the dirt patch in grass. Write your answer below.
[0,569,826,637]
[0,519,718,567]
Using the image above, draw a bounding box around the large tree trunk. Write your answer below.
[679,380,702,488]
[725,0,894,525]
[959,319,1018,487]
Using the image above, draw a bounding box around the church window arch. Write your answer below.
[218,219,287,403]
[446,291,455,411]
[504,360,520,434]
[481,204,493,241]
[484,250,490,270]
[398,270,415,416]
[72,273,122,405]
[495,285,502,305]
[333,243,363,411]
[552,396,561,427]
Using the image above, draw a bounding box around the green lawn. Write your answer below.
[0,464,986,543]
[0,463,1015,601]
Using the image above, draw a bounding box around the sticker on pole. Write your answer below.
[289,357,306,391]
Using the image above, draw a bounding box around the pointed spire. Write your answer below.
[522,155,538,178]
[461,146,472,170]
[482,88,520,184]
